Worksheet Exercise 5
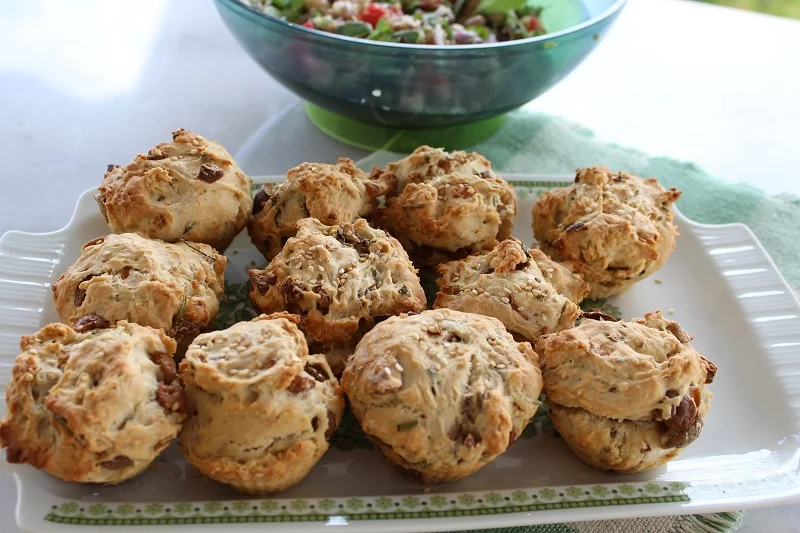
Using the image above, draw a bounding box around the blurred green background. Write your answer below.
[699,0,800,18]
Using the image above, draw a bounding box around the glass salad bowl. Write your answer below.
[215,0,626,141]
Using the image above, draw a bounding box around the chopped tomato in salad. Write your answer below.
[358,3,400,26]
[524,15,542,32]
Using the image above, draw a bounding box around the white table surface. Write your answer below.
[1,0,799,531]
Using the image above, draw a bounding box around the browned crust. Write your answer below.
[51,233,226,357]
[249,218,426,347]
[247,158,396,260]
[96,129,252,252]
[341,309,542,485]
[178,317,345,493]
[532,166,680,298]
[369,147,516,265]
[433,239,585,343]
[0,322,183,483]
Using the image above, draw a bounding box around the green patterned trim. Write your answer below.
[512,180,569,189]
[44,482,689,525]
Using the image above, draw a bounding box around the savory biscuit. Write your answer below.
[248,158,395,260]
[532,166,681,298]
[536,311,716,473]
[373,145,496,192]
[0,322,184,483]
[96,129,253,251]
[179,313,345,493]
[52,233,226,356]
[373,146,516,264]
[249,218,426,374]
[434,239,588,342]
[342,309,543,484]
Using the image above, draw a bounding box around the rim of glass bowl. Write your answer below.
[219,0,627,51]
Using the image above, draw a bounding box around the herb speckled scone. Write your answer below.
[248,158,396,260]
[532,166,681,298]
[0,321,184,484]
[341,309,543,484]
[373,145,496,193]
[249,218,426,376]
[536,311,717,474]
[372,146,517,265]
[52,233,226,356]
[434,239,589,342]
[179,313,345,494]
[96,129,253,251]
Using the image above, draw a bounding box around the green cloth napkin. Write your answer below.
[358,109,800,533]
[459,512,743,532]
[473,112,800,289]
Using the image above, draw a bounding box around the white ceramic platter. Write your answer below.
[1,175,799,533]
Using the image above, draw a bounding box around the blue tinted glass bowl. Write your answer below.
[215,0,626,129]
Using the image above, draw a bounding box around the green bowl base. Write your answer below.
[304,104,507,152]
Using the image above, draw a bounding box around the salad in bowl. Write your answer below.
[216,0,626,129]
[242,0,546,44]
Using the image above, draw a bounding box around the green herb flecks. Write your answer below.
[180,240,217,262]
[517,1,542,17]
[263,5,282,17]
[337,21,373,37]
[175,292,188,326]
[442,19,455,40]
[468,24,490,40]
[367,18,393,40]
[270,0,304,20]
[397,420,418,432]
[393,29,423,44]
[474,0,526,16]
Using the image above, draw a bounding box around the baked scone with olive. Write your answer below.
[52,233,226,355]
[0,321,184,484]
[373,146,517,265]
[372,145,495,193]
[532,166,681,298]
[536,311,716,474]
[96,129,253,251]
[342,309,542,484]
[248,158,395,260]
[179,313,344,493]
[249,218,426,375]
[434,239,589,342]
